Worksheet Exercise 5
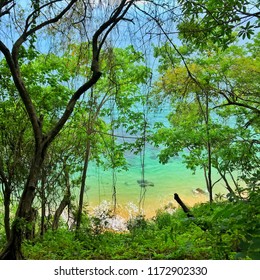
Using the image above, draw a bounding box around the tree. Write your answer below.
[152,38,260,201]
[178,0,260,48]
[66,44,150,229]
[0,0,135,260]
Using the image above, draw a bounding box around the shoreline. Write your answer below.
[86,192,209,220]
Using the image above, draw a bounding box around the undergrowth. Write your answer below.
[21,192,260,260]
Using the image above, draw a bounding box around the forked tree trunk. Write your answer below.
[0,0,133,260]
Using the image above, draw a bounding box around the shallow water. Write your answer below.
[83,146,228,218]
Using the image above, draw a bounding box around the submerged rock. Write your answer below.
[192,187,207,195]
[137,179,154,187]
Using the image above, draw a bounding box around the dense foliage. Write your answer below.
[17,191,260,260]
[0,0,259,260]
[151,34,260,202]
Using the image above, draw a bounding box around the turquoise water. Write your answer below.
[82,105,232,217]
[84,144,227,217]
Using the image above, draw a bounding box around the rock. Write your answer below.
[192,187,207,195]
[137,179,154,187]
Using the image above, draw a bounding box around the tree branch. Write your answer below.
[91,0,134,72]
[12,0,78,63]
[174,193,194,218]
[24,0,63,34]
[45,72,102,146]
[0,40,43,148]
[0,0,15,17]
[45,0,135,147]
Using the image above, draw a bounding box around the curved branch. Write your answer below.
[45,0,135,148]
[92,0,134,71]
[12,0,78,62]
[0,41,42,147]
[24,0,63,33]
[0,0,15,17]
[45,71,102,146]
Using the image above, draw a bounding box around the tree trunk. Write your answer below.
[174,193,194,218]
[0,184,36,259]
[76,139,91,230]
[205,93,213,203]
[25,207,38,240]
[40,173,47,236]
[52,193,71,230]
[207,141,213,203]
[0,165,12,241]
[3,185,11,241]
[52,169,71,230]
[0,149,44,259]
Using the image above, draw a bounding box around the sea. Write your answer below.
[83,134,228,219]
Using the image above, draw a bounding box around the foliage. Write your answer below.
[1,0,259,261]
[0,42,151,236]
[21,191,260,260]
[178,0,260,49]
[151,36,260,197]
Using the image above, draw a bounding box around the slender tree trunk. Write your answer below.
[3,185,11,241]
[0,165,12,241]
[76,89,94,230]
[52,193,71,230]
[76,139,91,230]
[40,172,46,236]
[40,200,46,236]
[205,93,213,203]
[207,140,213,202]
[52,167,71,230]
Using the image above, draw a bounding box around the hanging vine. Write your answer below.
[137,66,153,214]
[110,97,118,213]
[138,113,147,213]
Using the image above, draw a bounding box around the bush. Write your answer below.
[21,191,260,260]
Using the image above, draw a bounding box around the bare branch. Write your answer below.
[92,0,134,72]
[24,0,63,33]
[0,0,15,17]
[12,0,78,63]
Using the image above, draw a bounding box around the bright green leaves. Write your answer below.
[18,52,74,131]
[22,192,260,259]
[178,0,260,49]
[151,34,260,197]
[238,21,256,39]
